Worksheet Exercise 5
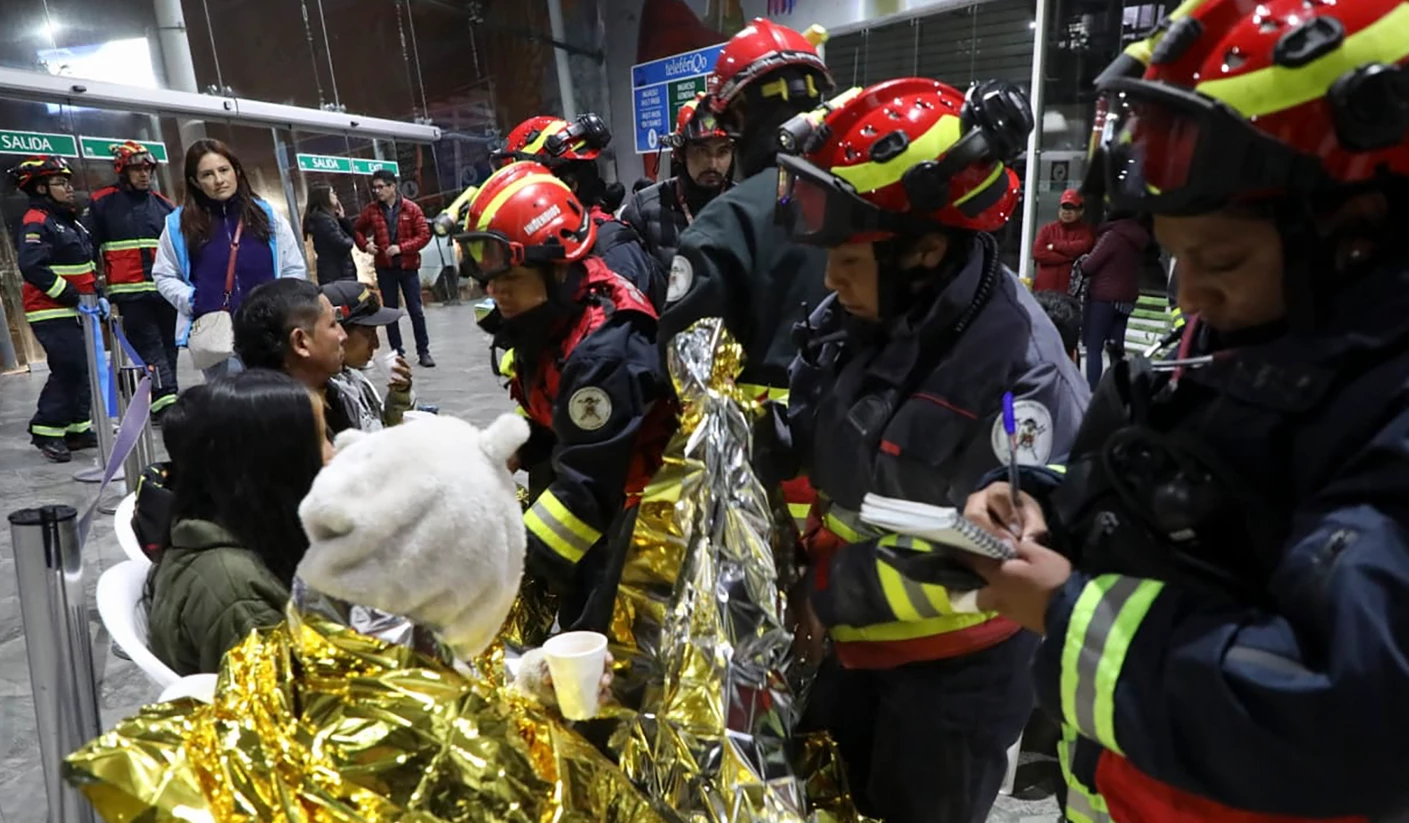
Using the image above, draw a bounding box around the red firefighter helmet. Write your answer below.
[7,155,73,191]
[776,77,1032,244]
[495,113,612,168]
[708,19,832,114]
[458,161,597,283]
[111,141,157,173]
[1092,0,1409,215]
[663,93,730,150]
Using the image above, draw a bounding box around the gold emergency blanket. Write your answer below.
[63,585,667,823]
[606,318,856,822]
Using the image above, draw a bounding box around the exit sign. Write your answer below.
[0,129,79,158]
[297,153,400,176]
[80,137,169,163]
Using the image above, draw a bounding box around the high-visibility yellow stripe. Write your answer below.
[522,119,570,156]
[877,560,924,622]
[524,489,601,563]
[830,612,995,642]
[1046,463,1067,475]
[66,420,92,434]
[832,114,962,194]
[951,162,1005,207]
[50,262,95,275]
[737,383,789,404]
[100,239,159,252]
[787,502,811,530]
[499,348,517,378]
[150,393,178,413]
[474,174,572,232]
[108,282,157,294]
[823,510,871,544]
[30,424,68,437]
[876,534,967,617]
[44,278,69,299]
[26,308,78,322]
[1196,3,1409,119]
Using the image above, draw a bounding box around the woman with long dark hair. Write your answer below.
[146,369,332,675]
[304,182,358,285]
[153,139,307,379]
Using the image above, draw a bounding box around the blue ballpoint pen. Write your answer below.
[1002,392,1022,533]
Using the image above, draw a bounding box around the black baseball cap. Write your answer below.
[322,281,404,326]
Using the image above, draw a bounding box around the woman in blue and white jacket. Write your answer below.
[154,139,306,379]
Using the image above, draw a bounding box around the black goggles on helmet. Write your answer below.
[1093,78,1327,216]
[453,231,567,284]
[774,154,933,246]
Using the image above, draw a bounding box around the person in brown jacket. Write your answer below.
[1031,189,1095,293]
[354,169,435,367]
[1080,212,1148,390]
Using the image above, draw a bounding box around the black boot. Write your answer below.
[66,430,98,451]
[36,439,72,463]
[419,352,437,368]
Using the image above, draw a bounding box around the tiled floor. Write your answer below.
[0,300,1060,822]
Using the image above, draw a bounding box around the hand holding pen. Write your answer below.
[1002,392,1024,537]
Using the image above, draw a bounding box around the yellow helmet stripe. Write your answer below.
[1195,3,1409,120]
[951,162,1006,208]
[473,173,572,232]
[831,113,962,195]
[1121,0,1212,69]
[522,120,569,156]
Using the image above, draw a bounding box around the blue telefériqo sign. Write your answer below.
[630,43,725,155]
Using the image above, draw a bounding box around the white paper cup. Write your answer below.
[371,350,398,385]
[542,631,607,720]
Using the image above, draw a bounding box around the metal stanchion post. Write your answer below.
[73,294,120,485]
[8,505,101,823]
[112,313,157,504]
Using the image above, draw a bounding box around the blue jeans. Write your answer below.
[376,268,430,357]
[1083,300,1129,391]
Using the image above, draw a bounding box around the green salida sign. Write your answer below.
[80,137,169,163]
[0,130,79,158]
[297,153,400,176]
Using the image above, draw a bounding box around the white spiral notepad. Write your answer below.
[859,493,1017,561]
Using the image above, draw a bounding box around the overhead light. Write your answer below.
[35,20,62,41]
[1029,20,1038,29]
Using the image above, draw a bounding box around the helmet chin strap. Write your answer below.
[873,231,974,323]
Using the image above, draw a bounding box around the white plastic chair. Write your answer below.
[96,560,180,690]
[158,673,217,704]
[113,492,147,564]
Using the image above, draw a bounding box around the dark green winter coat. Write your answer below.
[146,519,290,676]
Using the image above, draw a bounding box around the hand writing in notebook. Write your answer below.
[963,482,1048,543]
[966,539,1072,635]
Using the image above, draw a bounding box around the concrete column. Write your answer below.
[546,0,578,121]
[152,0,206,146]
[1016,0,1050,285]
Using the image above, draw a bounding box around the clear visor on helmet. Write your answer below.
[123,152,157,168]
[775,153,892,246]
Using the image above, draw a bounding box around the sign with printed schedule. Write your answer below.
[630,44,724,154]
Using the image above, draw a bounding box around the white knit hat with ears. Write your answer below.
[296,413,530,660]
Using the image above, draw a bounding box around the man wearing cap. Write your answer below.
[1031,189,1095,294]
[323,280,415,431]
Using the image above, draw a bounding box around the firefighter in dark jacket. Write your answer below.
[85,141,178,416]
[961,2,1409,821]
[658,18,833,403]
[764,78,1088,823]
[620,93,733,273]
[460,161,674,631]
[10,156,101,463]
[495,114,663,306]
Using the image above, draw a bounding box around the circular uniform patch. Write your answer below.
[666,255,694,303]
[567,387,612,431]
[990,399,1054,466]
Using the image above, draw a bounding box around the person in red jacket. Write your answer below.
[1031,189,1094,293]
[1080,212,1147,390]
[354,169,434,367]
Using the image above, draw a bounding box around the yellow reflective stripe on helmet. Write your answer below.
[1196,3,1409,119]
[474,174,572,232]
[832,114,963,194]
[44,278,69,299]
[99,239,159,252]
[108,282,157,294]
[1120,0,1210,69]
[26,308,77,322]
[522,119,570,156]
[951,161,1006,207]
[1060,574,1164,756]
[524,489,601,563]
